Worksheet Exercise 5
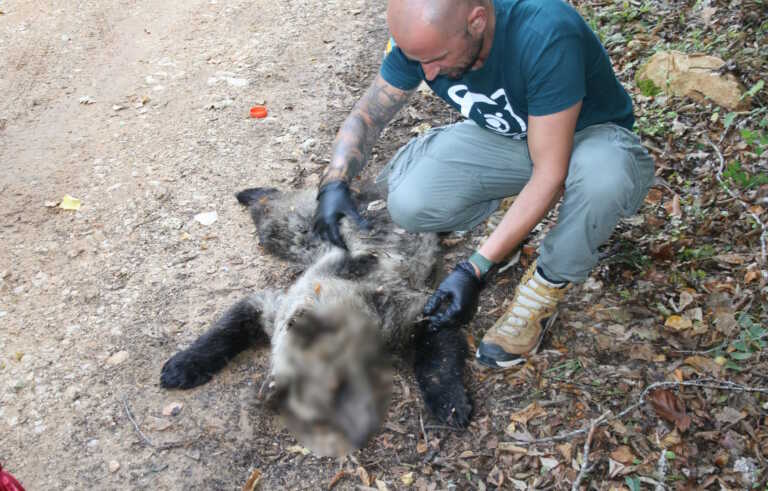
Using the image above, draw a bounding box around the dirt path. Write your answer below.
[1,0,389,488]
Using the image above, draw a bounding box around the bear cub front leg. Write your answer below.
[161,295,273,389]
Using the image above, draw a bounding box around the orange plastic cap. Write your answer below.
[250,105,268,118]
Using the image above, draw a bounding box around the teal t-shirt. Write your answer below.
[381,0,634,138]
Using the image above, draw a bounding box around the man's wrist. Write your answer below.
[468,251,495,278]
[320,164,349,188]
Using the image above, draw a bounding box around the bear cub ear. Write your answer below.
[235,187,279,206]
[287,308,336,347]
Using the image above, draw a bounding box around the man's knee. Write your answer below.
[386,189,434,232]
[568,151,648,213]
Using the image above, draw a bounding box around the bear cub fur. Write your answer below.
[160,186,472,456]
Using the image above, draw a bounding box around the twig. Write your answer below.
[423,424,463,432]
[419,412,429,444]
[571,414,605,491]
[706,136,767,267]
[130,214,161,234]
[654,449,668,491]
[511,379,768,446]
[123,397,155,448]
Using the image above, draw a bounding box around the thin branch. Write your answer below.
[654,449,669,491]
[674,331,768,355]
[511,379,768,446]
[419,412,429,445]
[123,397,155,448]
[571,413,607,491]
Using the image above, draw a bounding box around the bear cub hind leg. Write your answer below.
[413,326,473,428]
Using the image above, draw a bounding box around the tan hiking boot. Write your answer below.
[483,196,517,237]
[476,261,569,369]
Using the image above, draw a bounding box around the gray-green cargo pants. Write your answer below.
[378,120,655,283]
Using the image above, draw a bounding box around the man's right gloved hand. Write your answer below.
[312,180,369,249]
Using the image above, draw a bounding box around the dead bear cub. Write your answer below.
[160,187,472,456]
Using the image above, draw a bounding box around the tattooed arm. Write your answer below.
[320,74,415,186]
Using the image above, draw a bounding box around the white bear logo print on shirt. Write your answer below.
[446,85,527,138]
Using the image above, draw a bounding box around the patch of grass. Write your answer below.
[678,244,716,261]
[544,359,582,381]
[637,78,662,97]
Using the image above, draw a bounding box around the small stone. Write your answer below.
[65,385,81,401]
[194,211,218,226]
[106,350,129,366]
[87,439,100,448]
[108,460,120,473]
[300,138,316,152]
[162,401,183,417]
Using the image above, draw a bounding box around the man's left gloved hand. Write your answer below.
[423,261,483,330]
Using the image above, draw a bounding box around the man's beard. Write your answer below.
[443,33,484,79]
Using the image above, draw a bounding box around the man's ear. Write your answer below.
[466,6,487,36]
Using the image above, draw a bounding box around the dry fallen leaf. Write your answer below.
[610,445,636,465]
[661,428,682,448]
[684,355,722,376]
[400,472,414,486]
[416,439,428,454]
[487,466,504,487]
[645,188,663,204]
[242,468,262,491]
[648,389,691,432]
[328,471,348,490]
[665,315,693,331]
[539,456,560,471]
[744,270,760,284]
[678,290,695,311]
[509,401,546,425]
[59,194,82,211]
[663,194,682,217]
[356,466,371,487]
[498,442,529,453]
[713,253,746,265]
[608,459,630,479]
[715,407,746,425]
[555,442,573,461]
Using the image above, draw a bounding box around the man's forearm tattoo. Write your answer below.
[321,75,413,186]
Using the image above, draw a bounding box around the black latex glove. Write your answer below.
[312,180,369,249]
[424,261,483,330]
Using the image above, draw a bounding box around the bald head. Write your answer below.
[387,0,489,37]
[387,0,494,80]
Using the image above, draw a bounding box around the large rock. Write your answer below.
[636,50,750,110]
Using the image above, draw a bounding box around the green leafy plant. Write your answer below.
[721,314,767,370]
[742,79,765,100]
[741,128,768,156]
[722,160,768,189]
